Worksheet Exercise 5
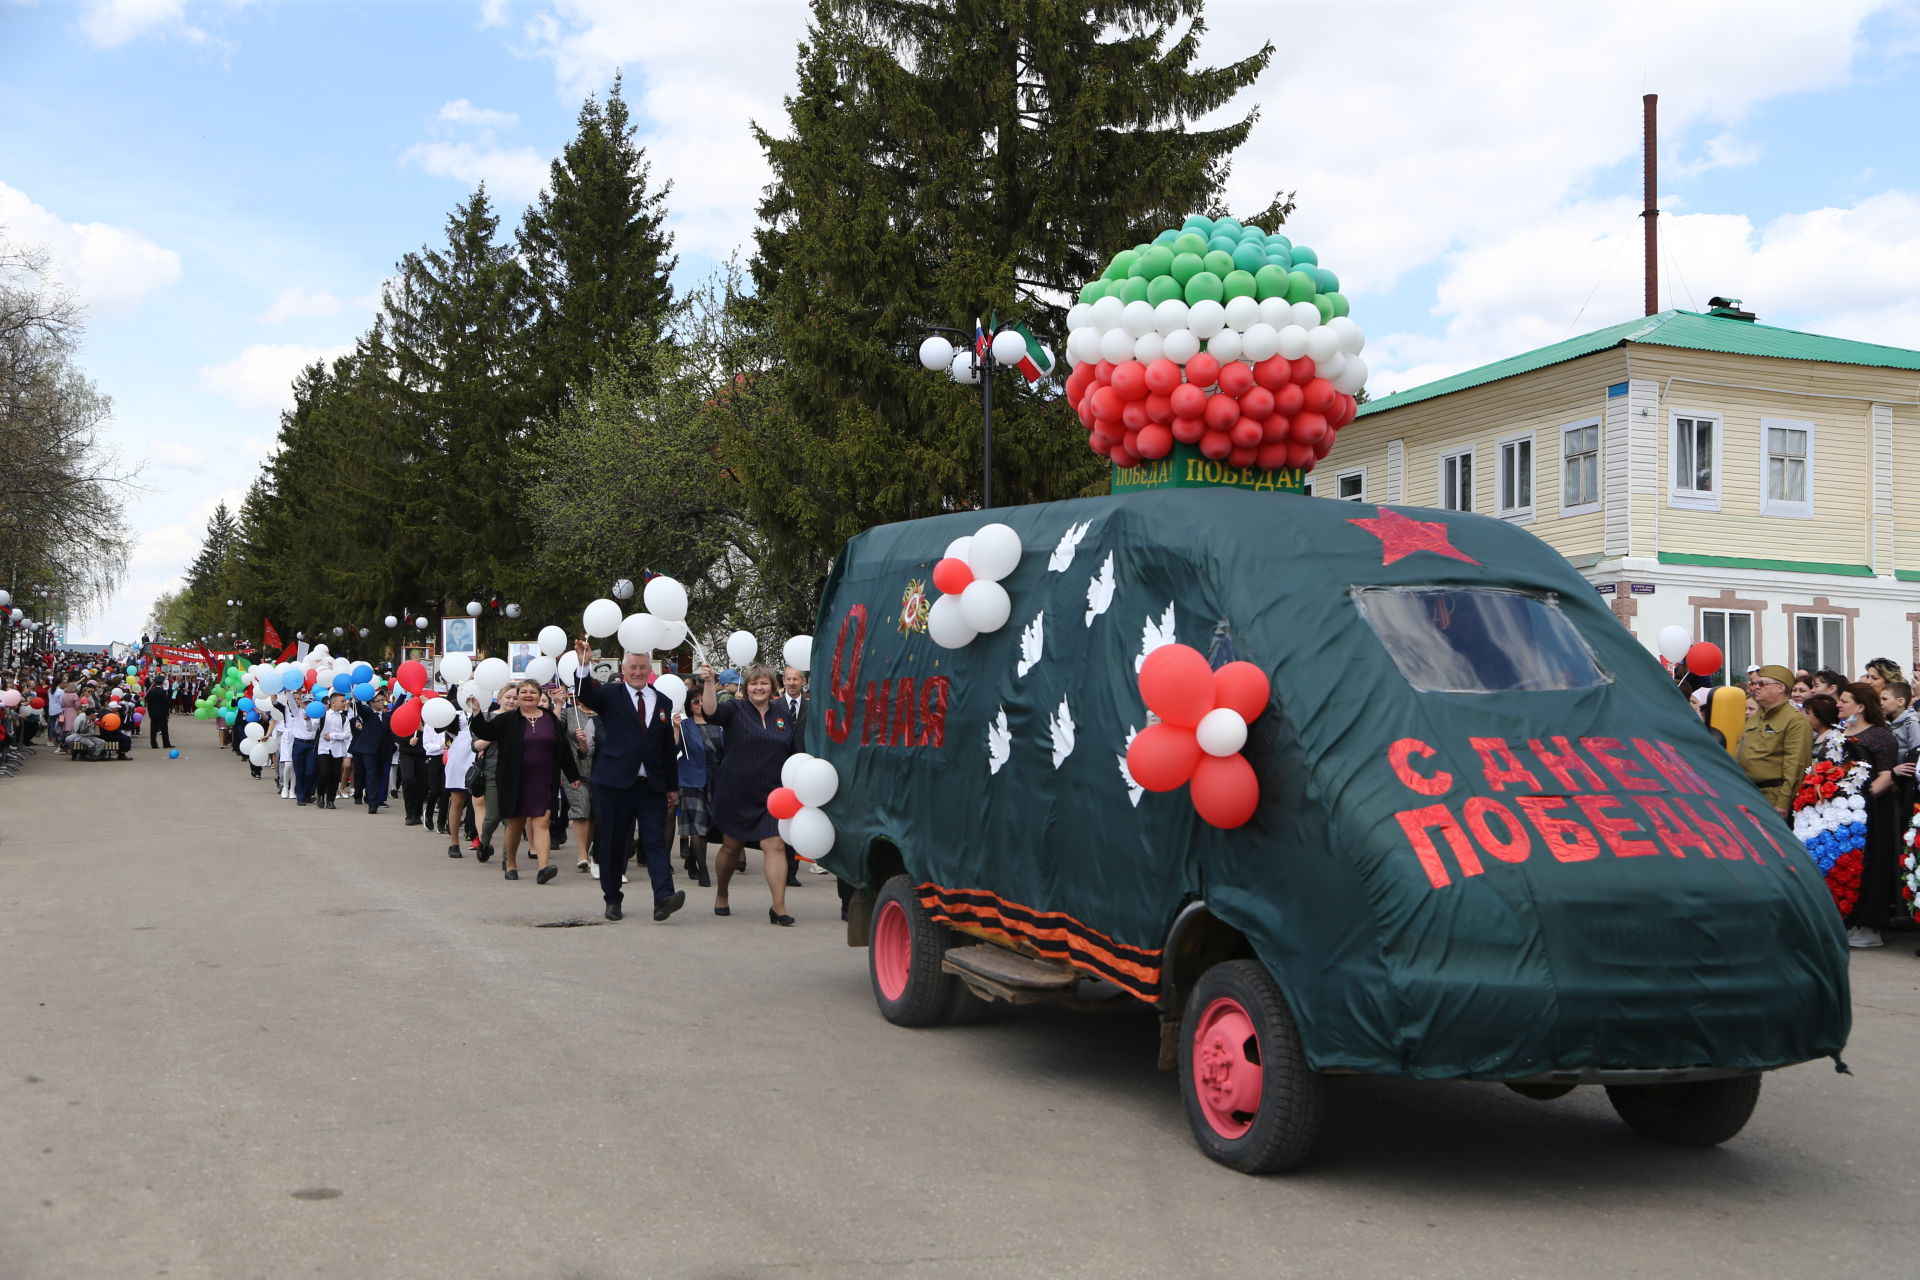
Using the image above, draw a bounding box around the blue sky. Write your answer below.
[4,0,1917,643]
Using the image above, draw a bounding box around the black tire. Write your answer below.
[1605,1075,1761,1147]
[1178,959,1322,1174]
[869,874,966,1027]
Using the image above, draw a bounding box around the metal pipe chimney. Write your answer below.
[1642,93,1659,316]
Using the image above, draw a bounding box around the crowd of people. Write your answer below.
[0,648,215,762]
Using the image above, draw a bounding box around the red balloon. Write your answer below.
[1076,399,1097,430]
[1144,358,1182,396]
[390,698,423,737]
[932,557,974,595]
[1143,392,1174,424]
[1252,355,1292,391]
[1203,394,1240,431]
[1135,424,1174,460]
[1110,444,1141,468]
[1065,364,1094,401]
[1271,382,1301,418]
[1239,386,1275,420]
[396,660,428,695]
[28,696,44,709]
[1301,377,1337,416]
[1122,428,1141,456]
[1229,418,1264,449]
[1185,352,1221,389]
[1685,641,1724,676]
[1330,395,1357,427]
[302,669,318,692]
[1227,445,1258,468]
[1285,441,1316,469]
[1261,415,1291,443]
[1312,434,1334,460]
[1092,360,1115,385]
[1212,661,1270,720]
[1091,385,1123,422]
[1255,442,1291,471]
[1171,415,1206,445]
[767,786,803,820]
[1139,643,1215,727]
[1198,431,1233,460]
[1090,429,1120,451]
[1292,412,1329,445]
[1121,401,1150,432]
[1087,435,1112,457]
[1191,753,1260,829]
[1168,383,1206,419]
[1290,356,1317,385]
[1127,722,1202,791]
[1110,360,1148,401]
[1217,362,1255,397]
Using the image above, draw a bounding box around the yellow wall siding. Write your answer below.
[1889,402,1920,574]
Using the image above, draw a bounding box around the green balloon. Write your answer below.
[1231,243,1267,274]
[1221,269,1257,301]
[1215,217,1243,237]
[1202,249,1236,277]
[1285,270,1319,304]
[1182,214,1214,234]
[1314,295,1334,325]
[1172,232,1208,257]
[1103,249,1139,280]
[1265,249,1293,270]
[1327,291,1350,318]
[1290,245,1319,267]
[1268,234,1292,251]
[1137,245,1175,278]
[1169,251,1204,285]
[1153,228,1179,246]
[194,707,212,719]
[1206,236,1238,257]
[1254,264,1292,300]
[1313,266,1339,294]
[1183,270,1225,305]
[1117,276,1151,304]
[1146,274,1183,306]
[1079,280,1107,304]
[1241,224,1266,240]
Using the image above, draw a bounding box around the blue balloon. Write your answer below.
[330,672,353,694]
[254,669,281,695]
[168,748,180,759]
[351,662,373,683]
[352,681,377,702]
[238,696,255,712]
[306,702,326,720]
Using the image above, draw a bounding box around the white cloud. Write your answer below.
[147,440,210,472]
[198,342,351,414]
[78,0,208,47]
[1674,132,1764,178]
[257,286,342,324]
[0,181,182,314]
[438,98,520,132]
[402,98,548,199]
[478,0,510,27]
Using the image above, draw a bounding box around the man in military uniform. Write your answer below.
[1739,664,1811,816]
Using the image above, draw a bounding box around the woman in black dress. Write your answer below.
[1836,682,1899,948]
[468,679,580,884]
[699,663,799,924]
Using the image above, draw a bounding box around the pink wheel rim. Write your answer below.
[874,899,912,1002]
[1192,996,1263,1139]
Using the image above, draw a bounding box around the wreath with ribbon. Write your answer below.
[1791,738,1870,918]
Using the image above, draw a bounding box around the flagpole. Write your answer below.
[981,342,994,510]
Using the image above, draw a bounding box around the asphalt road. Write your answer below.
[3,727,1917,1279]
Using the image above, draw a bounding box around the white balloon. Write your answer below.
[643,575,689,622]
[1090,294,1125,331]
[1327,316,1364,354]
[582,598,622,638]
[248,744,272,766]
[778,817,794,845]
[1195,707,1249,757]
[612,577,635,600]
[1153,298,1191,335]
[780,752,814,791]
[524,655,557,685]
[918,334,955,371]
[966,522,1022,582]
[783,635,814,672]
[1657,625,1693,664]
[1065,303,1093,332]
[1305,326,1342,363]
[949,351,977,385]
[1257,296,1291,328]
[1276,325,1310,360]
[244,722,265,741]
[656,619,688,650]
[1068,327,1099,363]
[1289,301,1322,330]
[458,679,481,706]
[473,657,511,693]
[1162,329,1201,364]
[1241,323,1280,362]
[1132,331,1166,364]
[0,589,9,607]
[927,594,977,649]
[726,630,759,666]
[1098,328,1135,364]
[1187,299,1226,339]
[312,644,330,657]
[652,672,688,712]
[617,612,665,653]
[787,806,836,860]
[1120,300,1156,339]
[943,535,974,563]
[1207,329,1243,363]
[1331,356,1369,395]
[555,653,578,685]
[959,579,1012,632]
[1316,351,1348,382]
[790,755,840,807]
[1222,294,1260,333]
[537,625,568,657]
[421,697,457,729]
[437,653,470,686]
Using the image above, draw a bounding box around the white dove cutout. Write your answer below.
[987,706,1011,776]
[1135,603,1178,672]
[1047,696,1076,768]
[1048,521,1091,572]
[1118,725,1144,806]
[1015,612,1045,678]
[1085,552,1116,626]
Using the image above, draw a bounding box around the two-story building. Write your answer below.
[1327,305,1920,682]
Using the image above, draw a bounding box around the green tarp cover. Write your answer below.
[811,489,1851,1078]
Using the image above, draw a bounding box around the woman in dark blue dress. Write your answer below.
[699,663,799,924]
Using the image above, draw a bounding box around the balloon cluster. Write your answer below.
[1656,625,1724,677]
[1064,216,1366,472]
[1124,644,1271,829]
[725,631,815,674]
[927,523,1022,650]
[581,575,691,655]
[766,752,840,862]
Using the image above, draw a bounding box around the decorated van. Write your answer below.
[805,484,1851,1174]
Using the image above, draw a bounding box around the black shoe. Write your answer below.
[447,844,463,858]
[605,903,623,920]
[785,872,801,887]
[503,868,519,880]
[297,798,311,806]
[404,817,421,826]
[769,908,795,927]
[653,890,686,922]
[476,844,493,864]
[536,865,558,885]
[713,904,730,916]
[368,803,382,814]
[696,869,711,888]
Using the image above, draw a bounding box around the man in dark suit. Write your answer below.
[146,677,173,749]
[573,638,683,922]
[350,692,393,814]
[780,666,811,884]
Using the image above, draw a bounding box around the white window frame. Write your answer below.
[1559,417,1602,516]
[1495,430,1535,522]
[1333,467,1367,502]
[1300,476,1315,497]
[1794,614,1846,675]
[1668,409,1722,512]
[1438,446,1476,513]
[1698,608,1755,688]
[1759,416,1815,519]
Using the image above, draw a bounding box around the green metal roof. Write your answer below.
[1357,309,1920,418]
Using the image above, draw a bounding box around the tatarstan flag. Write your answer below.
[1012,322,1053,383]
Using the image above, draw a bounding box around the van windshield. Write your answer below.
[1354,587,1610,693]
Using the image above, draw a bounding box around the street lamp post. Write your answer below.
[917,322,1048,511]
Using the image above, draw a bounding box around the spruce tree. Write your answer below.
[741,0,1275,560]
[518,74,679,416]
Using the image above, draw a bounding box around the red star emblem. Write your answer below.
[1347,508,1480,567]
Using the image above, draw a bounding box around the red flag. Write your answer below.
[278,642,297,663]
[263,617,282,649]
[196,641,218,671]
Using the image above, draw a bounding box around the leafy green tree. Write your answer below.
[738,0,1275,562]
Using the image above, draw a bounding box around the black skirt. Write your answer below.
[709,699,798,844]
